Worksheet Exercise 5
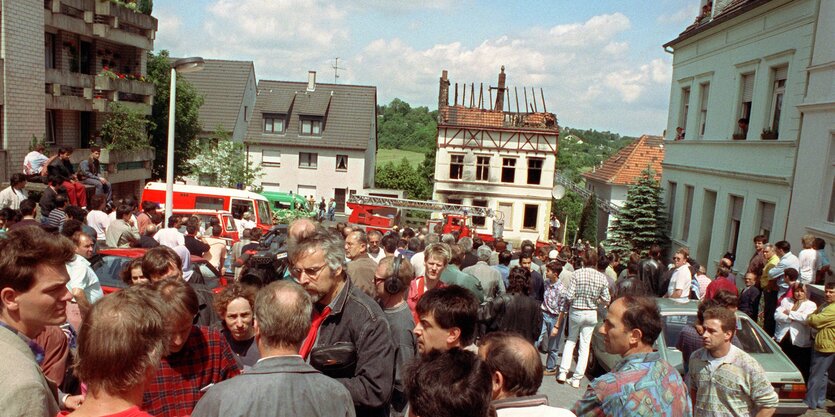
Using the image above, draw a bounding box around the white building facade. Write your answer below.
[432,69,558,244]
[661,0,820,269]
[244,73,376,212]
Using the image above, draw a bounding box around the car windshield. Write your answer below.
[256,200,272,225]
[663,313,773,354]
[90,255,130,290]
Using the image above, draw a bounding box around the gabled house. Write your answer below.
[583,135,664,243]
[176,59,256,142]
[244,72,376,211]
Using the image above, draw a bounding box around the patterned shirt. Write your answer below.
[572,352,692,417]
[565,267,611,310]
[687,345,779,416]
[542,279,568,316]
[143,326,240,417]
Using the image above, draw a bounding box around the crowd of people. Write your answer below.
[1,172,834,417]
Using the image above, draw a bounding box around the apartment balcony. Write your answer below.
[93,0,157,50]
[68,146,155,184]
[662,139,797,186]
[44,0,94,36]
[92,97,151,115]
[95,74,153,96]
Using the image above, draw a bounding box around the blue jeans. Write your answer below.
[541,312,564,371]
[805,350,835,409]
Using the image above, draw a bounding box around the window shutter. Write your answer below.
[774,67,788,81]
[741,74,754,102]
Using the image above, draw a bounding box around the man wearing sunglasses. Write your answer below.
[290,228,395,417]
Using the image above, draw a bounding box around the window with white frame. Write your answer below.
[698,82,710,138]
[299,152,318,169]
[739,73,755,129]
[667,181,677,233]
[679,87,690,137]
[336,154,348,171]
[449,154,464,180]
[300,118,323,136]
[263,114,285,134]
[262,149,281,167]
[522,204,538,229]
[768,66,787,136]
[476,156,490,181]
[472,199,488,226]
[497,202,513,230]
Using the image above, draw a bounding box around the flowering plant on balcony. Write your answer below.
[106,0,153,15]
[99,66,147,82]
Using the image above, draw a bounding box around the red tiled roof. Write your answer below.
[582,135,664,186]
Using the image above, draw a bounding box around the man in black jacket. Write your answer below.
[290,227,395,417]
[638,244,667,297]
[47,147,87,208]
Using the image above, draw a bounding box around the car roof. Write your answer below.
[97,247,209,263]
[655,298,700,313]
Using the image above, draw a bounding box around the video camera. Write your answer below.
[240,225,291,287]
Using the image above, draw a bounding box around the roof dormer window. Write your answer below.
[300,117,323,136]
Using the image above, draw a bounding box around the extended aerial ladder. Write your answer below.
[346,194,503,239]
[553,173,622,215]
[347,194,495,218]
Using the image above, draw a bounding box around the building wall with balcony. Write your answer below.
[0,0,46,182]
[786,1,835,258]
[660,0,818,270]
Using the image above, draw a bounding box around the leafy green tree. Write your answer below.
[146,50,204,179]
[188,128,262,189]
[377,98,438,153]
[608,167,669,255]
[100,102,150,151]
[578,194,598,246]
[375,157,431,200]
[552,190,583,241]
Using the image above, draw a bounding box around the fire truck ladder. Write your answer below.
[553,173,622,216]
[348,195,495,218]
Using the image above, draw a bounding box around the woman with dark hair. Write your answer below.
[213,283,260,370]
[491,266,543,343]
[120,257,149,286]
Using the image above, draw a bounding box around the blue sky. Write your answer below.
[154,1,699,137]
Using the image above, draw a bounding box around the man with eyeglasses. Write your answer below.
[290,228,395,417]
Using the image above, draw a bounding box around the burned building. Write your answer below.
[432,67,559,244]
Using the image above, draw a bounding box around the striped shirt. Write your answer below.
[565,267,611,310]
[687,345,778,416]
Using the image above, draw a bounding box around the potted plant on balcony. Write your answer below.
[761,128,778,140]
[732,133,746,140]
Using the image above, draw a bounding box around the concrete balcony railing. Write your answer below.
[95,75,154,96]
[662,139,797,185]
[92,97,151,115]
[68,146,155,184]
[46,69,94,91]
[93,0,157,50]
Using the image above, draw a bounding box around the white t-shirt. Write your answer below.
[86,210,111,241]
[667,264,692,301]
[496,404,576,417]
[798,248,817,284]
[154,227,185,248]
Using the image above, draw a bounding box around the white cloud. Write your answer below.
[657,4,699,25]
[154,5,673,136]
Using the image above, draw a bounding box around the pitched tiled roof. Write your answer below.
[176,59,255,133]
[582,135,664,186]
[245,79,376,151]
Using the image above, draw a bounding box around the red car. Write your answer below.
[91,248,227,294]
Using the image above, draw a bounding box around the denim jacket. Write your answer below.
[313,276,396,417]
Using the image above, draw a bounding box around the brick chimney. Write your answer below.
[494,66,506,112]
[438,70,450,110]
[307,71,316,92]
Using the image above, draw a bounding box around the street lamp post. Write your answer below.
[164,57,204,224]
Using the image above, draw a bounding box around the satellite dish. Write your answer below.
[551,185,566,200]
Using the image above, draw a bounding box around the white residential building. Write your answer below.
[244,72,376,212]
[661,0,824,269]
[432,68,558,244]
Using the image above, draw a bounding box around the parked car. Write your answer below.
[171,209,239,244]
[588,298,808,417]
[90,248,226,294]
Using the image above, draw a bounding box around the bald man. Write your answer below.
[288,218,318,241]
[478,332,575,416]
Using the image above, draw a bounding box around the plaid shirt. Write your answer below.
[143,326,240,417]
[565,267,611,310]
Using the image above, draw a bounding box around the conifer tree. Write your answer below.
[608,167,669,255]
[578,194,598,246]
